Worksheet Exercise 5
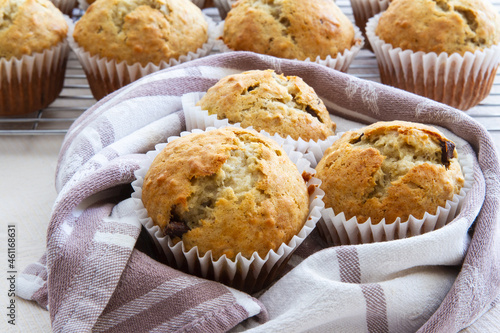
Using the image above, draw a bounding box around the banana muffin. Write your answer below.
[73,0,209,66]
[315,121,465,225]
[141,127,310,260]
[196,70,336,141]
[375,0,500,55]
[366,0,500,110]
[222,0,357,61]
[0,0,69,116]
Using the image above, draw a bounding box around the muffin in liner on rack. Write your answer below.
[131,126,324,293]
[365,0,500,110]
[70,0,216,100]
[311,121,473,245]
[184,69,336,142]
[0,0,70,116]
[215,0,364,72]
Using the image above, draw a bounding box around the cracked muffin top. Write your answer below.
[141,127,310,260]
[73,0,208,66]
[0,0,68,60]
[196,69,336,141]
[315,121,465,225]
[375,0,500,55]
[222,0,357,60]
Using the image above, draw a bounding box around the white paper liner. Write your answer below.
[306,133,474,245]
[366,14,500,111]
[349,0,390,50]
[0,17,71,116]
[50,0,78,16]
[213,21,364,73]
[182,91,335,145]
[131,126,325,293]
[69,14,217,100]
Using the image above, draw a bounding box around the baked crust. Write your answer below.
[0,0,68,60]
[222,0,356,60]
[142,127,309,260]
[73,0,208,66]
[197,69,336,141]
[375,0,500,55]
[315,121,465,224]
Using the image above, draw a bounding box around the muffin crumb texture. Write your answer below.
[197,69,336,141]
[142,127,310,260]
[73,0,208,66]
[0,0,68,60]
[375,0,500,55]
[315,121,465,224]
[222,0,357,60]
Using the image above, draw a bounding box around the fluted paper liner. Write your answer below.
[50,0,78,16]
[349,0,390,51]
[131,127,325,293]
[0,19,70,117]
[307,133,474,246]
[366,14,500,111]
[69,15,217,101]
[213,0,237,19]
[213,21,364,73]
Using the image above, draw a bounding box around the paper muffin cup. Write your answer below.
[349,0,390,51]
[307,133,474,246]
[50,0,78,16]
[190,0,206,8]
[213,21,364,73]
[213,0,237,19]
[0,22,70,117]
[131,126,325,294]
[69,14,217,101]
[366,13,500,111]
[182,91,336,145]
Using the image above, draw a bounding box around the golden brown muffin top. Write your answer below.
[315,121,465,225]
[73,0,208,66]
[0,0,68,60]
[223,0,357,60]
[142,127,310,260]
[197,69,336,141]
[375,0,500,55]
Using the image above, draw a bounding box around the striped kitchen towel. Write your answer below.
[18,52,500,333]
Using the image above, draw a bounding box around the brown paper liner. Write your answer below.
[0,40,69,117]
[366,14,500,111]
[349,0,390,51]
[50,0,78,16]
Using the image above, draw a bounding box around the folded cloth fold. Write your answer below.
[18,52,500,333]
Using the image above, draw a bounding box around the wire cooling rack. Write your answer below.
[1,1,500,139]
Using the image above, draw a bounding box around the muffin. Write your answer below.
[314,121,468,244]
[366,0,500,110]
[194,69,336,141]
[219,0,363,72]
[141,126,310,260]
[349,0,391,50]
[71,0,214,100]
[0,0,69,116]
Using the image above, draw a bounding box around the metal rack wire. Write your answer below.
[1,1,499,136]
